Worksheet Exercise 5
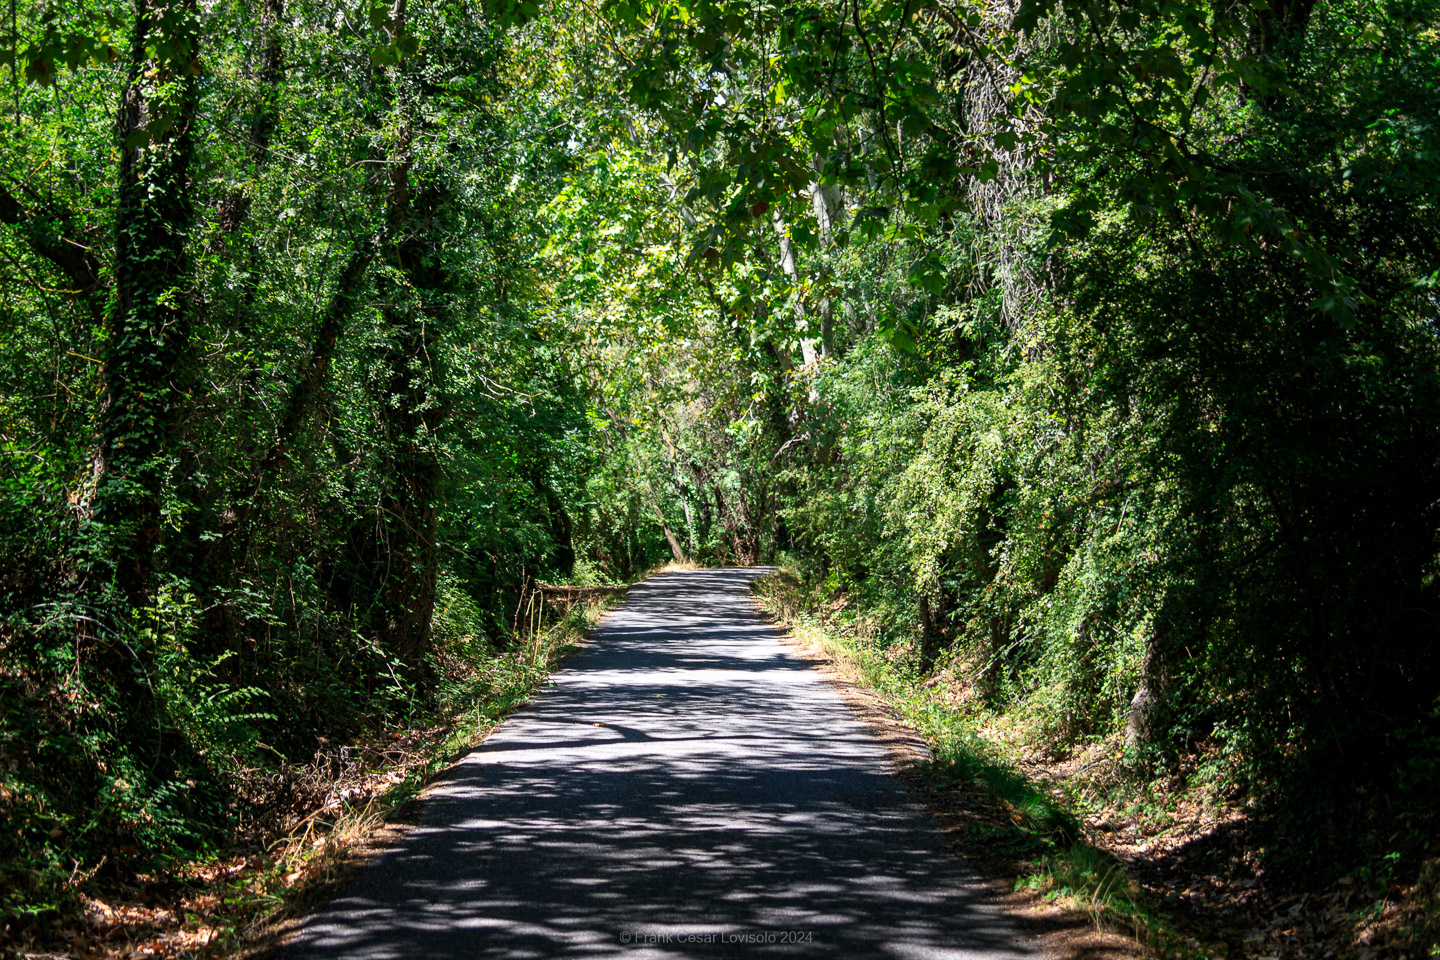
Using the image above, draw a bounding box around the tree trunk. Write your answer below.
[212,236,375,568]
[1124,638,1160,750]
[919,596,943,671]
[1250,0,1318,57]
[649,494,687,564]
[259,241,375,478]
[771,212,819,368]
[809,164,843,357]
[365,0,443,679]
[252,0,284,154]
[659,426,696,556]
[215,0,284,236]
[89,0,201,607]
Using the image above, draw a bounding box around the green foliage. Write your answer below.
[0,0,609,934]
[567,0,1440,894]
[1,0,1439,940]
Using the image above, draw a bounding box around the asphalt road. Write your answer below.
[278,568,1044,959]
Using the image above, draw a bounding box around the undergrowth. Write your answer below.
[0,591,617,960]
[208,593,615,956]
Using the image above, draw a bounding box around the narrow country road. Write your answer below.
[279,569,1043,959]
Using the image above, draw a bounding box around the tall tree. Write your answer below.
[88,0,201,607]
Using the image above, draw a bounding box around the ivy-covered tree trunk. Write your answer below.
[365,0,444,679]
[88,0,200,608]
[372,250,444,678]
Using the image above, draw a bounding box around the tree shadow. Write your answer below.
[275,569,1068,959]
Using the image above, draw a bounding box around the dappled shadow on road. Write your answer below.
[277,569,1041,959]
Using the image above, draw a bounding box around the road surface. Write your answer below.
[279,568,1043,959]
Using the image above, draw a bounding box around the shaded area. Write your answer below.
[278,569,1041,959]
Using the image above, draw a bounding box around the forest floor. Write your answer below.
[751,571,1440,960]
[4,598,616,960]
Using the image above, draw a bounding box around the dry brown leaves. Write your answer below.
[7,725,456,960]
[1002,738,1439,960]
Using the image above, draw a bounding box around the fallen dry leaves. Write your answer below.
[996,735,1440,959]
[4,724,456,960]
